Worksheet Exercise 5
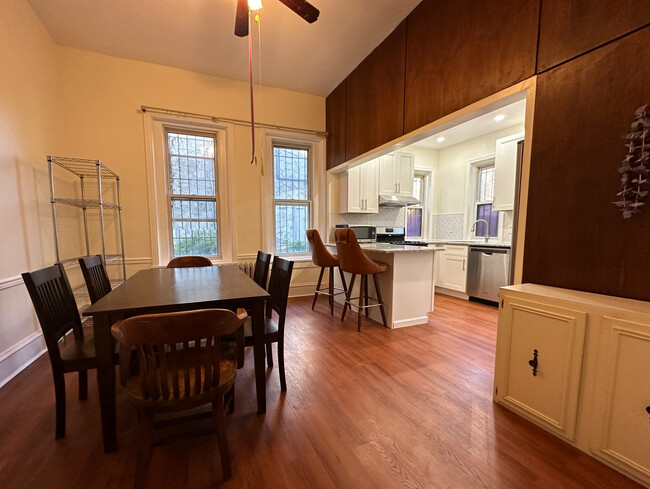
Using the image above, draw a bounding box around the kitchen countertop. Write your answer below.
[428,240,512,248]
[325,242,443,253]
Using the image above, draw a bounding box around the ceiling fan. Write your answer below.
[234,0,320,37]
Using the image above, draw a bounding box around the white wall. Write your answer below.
[0,0,326,387]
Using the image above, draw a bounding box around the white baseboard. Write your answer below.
[392,316,430,329]
[0,331,46,389]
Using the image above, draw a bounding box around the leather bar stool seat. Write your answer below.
[334,228,388,331]
[306,229,348,315]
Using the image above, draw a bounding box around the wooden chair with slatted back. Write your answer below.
[111,308,247,488]
[252,251,272,290]
[166,256,213,268]
[244,256,294,391]
[79,255,111,304]
[22,263,117,439]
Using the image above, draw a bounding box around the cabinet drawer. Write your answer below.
[495,297,586,441]
[591,316,650,484]
[443,245,468,256]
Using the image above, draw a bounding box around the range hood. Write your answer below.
[378,194,420,207]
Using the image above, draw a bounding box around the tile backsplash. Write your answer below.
[433,213,464,240]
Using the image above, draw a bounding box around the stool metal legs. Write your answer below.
[341,273,388,331]
[312,266,348,315]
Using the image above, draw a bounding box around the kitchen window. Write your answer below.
[473,164,499,238]
[273,145,311,254]
[406,174,425,238]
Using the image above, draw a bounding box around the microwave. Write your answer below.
[350,225,376,242]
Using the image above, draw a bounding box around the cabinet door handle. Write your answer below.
[398,182,401,193]
[646,406,650,415]
[462,258,466,270]
[528,349,539,376]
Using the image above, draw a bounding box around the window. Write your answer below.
[473,164,499,238]
[166,131,220,257]
[406,175,425,238]
[273,146,311,254]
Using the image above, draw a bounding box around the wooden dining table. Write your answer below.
[83,265,270,453]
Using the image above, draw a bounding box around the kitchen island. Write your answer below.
[325,243,443,328]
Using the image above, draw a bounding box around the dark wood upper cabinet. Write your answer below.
[404,0,539,134]
[345,21,406,161]
[326,80,346,170]
[537,0,650,72]
[522,27,650,301]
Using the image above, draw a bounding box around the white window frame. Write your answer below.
[144,112,235,267]
[261,128,325,260]
[406,168,433,240]
[465,155,502,241]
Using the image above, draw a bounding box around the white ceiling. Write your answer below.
[27,0,421,96]
[409,99,527,150]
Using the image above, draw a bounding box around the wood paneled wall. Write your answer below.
[522,27,650,300]
[326,81,345,170]
[404,0,539,133]
[537,0,650,71]
[344,21,406,162]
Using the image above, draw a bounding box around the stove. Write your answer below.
[375,227,429,247]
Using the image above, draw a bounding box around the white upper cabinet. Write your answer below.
[493,133,524,211]
[339,159,379,214]
[379,152,415,197]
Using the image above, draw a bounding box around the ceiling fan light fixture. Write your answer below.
[248,0,263,10]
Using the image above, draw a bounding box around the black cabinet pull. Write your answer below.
[646,406,650,415]
[528,349,538,376]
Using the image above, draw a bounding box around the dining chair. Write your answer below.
[21,263,118,439]
[166,256,213,268]
[244,256,294,391]
[111,308,247,488]
[252,250,272,290]
[79,255,111,304]
[335,228,388,331]
[306,229,347,315]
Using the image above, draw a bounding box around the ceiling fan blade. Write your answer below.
[234,0,249,37]
[278,0,320,23]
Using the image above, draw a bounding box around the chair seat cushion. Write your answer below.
[60,332,119,370]
[243,316,278,346]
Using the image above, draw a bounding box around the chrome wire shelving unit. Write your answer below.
[48,156,126,316]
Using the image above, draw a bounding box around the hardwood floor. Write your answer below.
[0,295,643,489]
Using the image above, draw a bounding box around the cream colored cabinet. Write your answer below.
[339,160,378,214]
[492,132,523,211]
[590,316,650,484]
[436,245,467,292]
[378,152,414,197]
[494,296,586,441]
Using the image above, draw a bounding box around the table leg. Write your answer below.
[93,314,117,452]
[252,299,266,414]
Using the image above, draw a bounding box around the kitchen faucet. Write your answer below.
[471,219,490,243]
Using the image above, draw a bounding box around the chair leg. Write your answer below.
[78,369,88,400]
[329,267,334,315]
[266,342,274,368]
[134,407,154,489]
[278,339,286,392]
[338,267,348,295]
[364,275,370,317]
[53,370,66,439]
[358,274,365,332]
[373,274,388,328]
[212,397,232,480]
[341,274,356,321]
[312,267,324,310]
[225,384,235,414]
[235,325,245,369]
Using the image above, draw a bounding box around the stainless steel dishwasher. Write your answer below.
[466,246,511,303]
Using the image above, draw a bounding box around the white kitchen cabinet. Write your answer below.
[378,152,414,197]
[494,296,586,441]
[339,159,378,213]
[436,245,467,293]
[494,284,650,487]
[590,316,650,484]
[492,132,523,211]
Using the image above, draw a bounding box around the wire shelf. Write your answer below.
[59,254,124,266]
[48,155,119,179]
[52,198,120,209]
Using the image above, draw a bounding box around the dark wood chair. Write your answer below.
[21,263,117,439]
[252,250,272,290]
[244,256,294,391]
[166,256,213,268]
[111,308,247,488]
[79,255,111,304]
[335,228,388,332]
[306,229,347,314]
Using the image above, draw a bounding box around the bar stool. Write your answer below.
[334,228,388,331]
[306,229,348,315]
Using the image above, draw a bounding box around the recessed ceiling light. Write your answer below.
[494,114,505,122]
[248,0,263,10]
[436,136,445,143]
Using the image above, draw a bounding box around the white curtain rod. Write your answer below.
[140,105,328,138]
